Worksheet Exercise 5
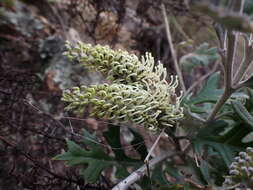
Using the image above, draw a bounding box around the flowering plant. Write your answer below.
[55,1,253,189]
[62,42,184,130]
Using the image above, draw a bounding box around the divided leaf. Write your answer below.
[183,72,223,114]
[189,72,223,105]
[54,132,113,182]
[231,101,253,130]
[180,43,219,72]
[54,126,145,183]
[245,0,253,15]
[192,120,249,184]
[54,140,113,182]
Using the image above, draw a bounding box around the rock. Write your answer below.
[0,1,44,37]
[41,36,104,91]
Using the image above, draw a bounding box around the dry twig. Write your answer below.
[112,152,176,190]
[162,4,186,93]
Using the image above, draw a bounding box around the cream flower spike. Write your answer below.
[64,41,168,87]
[62,41,184,131]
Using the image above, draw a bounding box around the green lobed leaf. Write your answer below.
[190,116,253,185]
[151,164,170,188]
[54,137,113,182]
[165,164,184,183]
[186,104,206,114]
[231,101,253,130]
[176,156,208,185]
[196,120,228,141]
[193,139,237,168]
[54,126,146,183]
[245,87,253,109]
[199,160,211,184]
[189,72,223,105]
[183,72,223,115]
[219,122,253,147]
[180,43,219,72]
[244,0,253,15]
[192,120,244,183]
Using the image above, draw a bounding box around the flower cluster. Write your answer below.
[62,41,184,130]
[223,147,253,189]
[64,41,167,86]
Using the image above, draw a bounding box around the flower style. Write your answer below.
[62,42,184,130]
[223,147,253,189]
[62,84,183,130]
[64,41,166,86]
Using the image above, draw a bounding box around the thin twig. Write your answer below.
[24,100,148,151]
[143,129,165,190]
[144,129,164,164]
[170,14,191,40]
[112,152,177,190]
[162,4,186,93]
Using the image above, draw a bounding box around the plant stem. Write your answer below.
[162,4,186,93]
[207,31,237,122]
[207,0,245,122]
[206,88,234,122]
[207,32,237,122]
[144,129,164,164]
